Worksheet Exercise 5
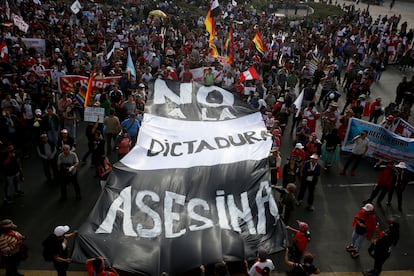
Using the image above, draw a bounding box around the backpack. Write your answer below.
[42,234,55,262]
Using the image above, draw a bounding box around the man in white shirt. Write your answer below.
[247,246,275,276]
[340,130,369,176]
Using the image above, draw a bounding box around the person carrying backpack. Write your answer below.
[284,248,320,276]
[86,256,119,276]
[42,225,77,276]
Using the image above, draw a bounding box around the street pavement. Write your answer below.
[1,1,414,276]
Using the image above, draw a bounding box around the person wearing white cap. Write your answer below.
[42,225,77,276]
[297,154,321,211]
[346,203,377,259]
[387,162,410,212]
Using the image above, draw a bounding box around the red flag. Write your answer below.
[239,66,259,82]
[252,31,267,55]
[84,71,95,107]
[0,40,9,63]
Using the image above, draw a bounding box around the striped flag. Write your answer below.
[239,66,259,82]
[252,31,267,55]
[209,42,219,58]
[127,48,136,80]
[84,71,95,107]
[224,26,234,65]
[204,8,215,43]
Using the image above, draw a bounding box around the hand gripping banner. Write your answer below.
[71,79,286,275]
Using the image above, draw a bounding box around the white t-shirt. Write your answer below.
[248,259,275,276]
[352,136,369,155]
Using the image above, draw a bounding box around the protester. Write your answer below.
[363,161,395,206]
[297,154,321,211]
[286,221,311,263]
[42,225,77,276]
[346,203,377,259]
[246,246,275,276]
[37,133,58,182]
[57,144,81,201]
[282,157,300,188]
[364,221,400,276]
[268,147,282,185]
[103,108,122,156]
[0,219,26,276]
[387,162,410,212]
[340,130,369,176]
[121,113,140,147]
[284,248,320,276]
[2,144,25,204]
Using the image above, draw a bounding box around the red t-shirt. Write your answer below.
[86,262,117,276]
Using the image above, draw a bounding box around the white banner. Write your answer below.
[84,107,105,123]
[12,14,29,33]
[121,113,272,170]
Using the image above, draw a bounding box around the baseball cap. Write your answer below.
[35,109,42,115]
[54,225,70,237]
[297,220,309,232]
[395,162,407,169]
[362,203,374,212]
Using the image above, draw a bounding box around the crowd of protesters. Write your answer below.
[0,0,413,274]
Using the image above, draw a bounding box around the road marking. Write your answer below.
[327,181,414,188]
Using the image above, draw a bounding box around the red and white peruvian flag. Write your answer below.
[0,40,8,63]
[239,66,259,82]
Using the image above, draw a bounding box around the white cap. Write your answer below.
[55,48,61,53]
[395,162,407,169]
[54,225,70,237]
[362,203,374,212]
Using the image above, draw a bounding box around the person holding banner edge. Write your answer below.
[340,130,369,176]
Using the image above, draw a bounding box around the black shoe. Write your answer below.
[76,195,82,201]
[4,197,14,204]
[59,197,67,202]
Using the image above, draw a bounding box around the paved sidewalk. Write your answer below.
[335,0,414,30]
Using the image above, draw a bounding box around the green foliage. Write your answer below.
[308,2,346,20]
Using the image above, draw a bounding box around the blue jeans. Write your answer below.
[351,229,365,252]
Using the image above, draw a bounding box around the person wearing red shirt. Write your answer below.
[346,203,377,259]
[86,257,119,276]
[286,221,311,262]
[363,161,394,205]
[290,143,306,169]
